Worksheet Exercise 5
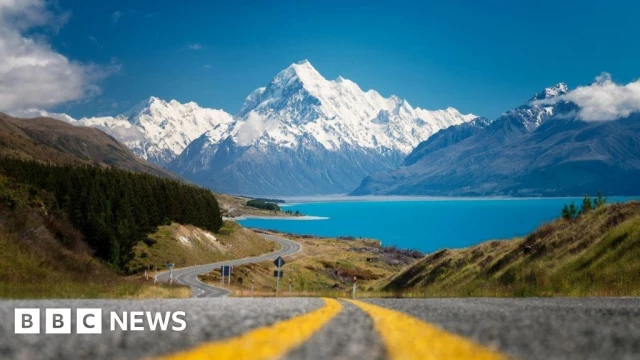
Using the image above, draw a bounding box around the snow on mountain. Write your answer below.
[225,60,475,153]
[77,97,234,165]
[170,60,476,195]
[350,82,605,197]
[514,82,569,130]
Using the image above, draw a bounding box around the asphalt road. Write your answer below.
[3,236,639,359]
[155,233,301,297]
[1,297,639,359]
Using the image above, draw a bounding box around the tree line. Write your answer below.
[0,158,222,271]
[561,191,607,220]
[246,199,281,211]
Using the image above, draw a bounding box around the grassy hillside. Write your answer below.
[0,158,223,269]
[0,113,178,180]
[126,221,277,273]
[382,201,640,297]
[0,191,189,299]
[200,232,422,296]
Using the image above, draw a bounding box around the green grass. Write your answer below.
[126,221,277,273]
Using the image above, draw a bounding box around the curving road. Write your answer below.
[155,234,301,297]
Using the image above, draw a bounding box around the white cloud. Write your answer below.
[8,108,76,123]
[236,111,267,146]
[537,73,640,121]
[94,124,147,142]
[0,0,119,112]
[187,43,202,50]
[111,10,122,23]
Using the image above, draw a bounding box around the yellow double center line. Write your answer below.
[159,298,342,360]
[346,299,506,360]
[158,298,507,360]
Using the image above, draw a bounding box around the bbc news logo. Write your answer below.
[15,308,186,334]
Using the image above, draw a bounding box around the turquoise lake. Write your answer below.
[238,197,639,253]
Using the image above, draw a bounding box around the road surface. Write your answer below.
[1,297,639,359]
[155,233,301,297]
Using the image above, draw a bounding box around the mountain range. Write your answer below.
[352,83,640,196]
[168,60,475,195]
[16,61,474,195]
[10,63,640,197]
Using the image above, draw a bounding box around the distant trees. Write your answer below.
[0,158,222,271]
[581,195,593,214]
[246,199,280,211]
[253,198,285,204]
[593,190,607,209]
[561,202,579,220]
[561,190,608,220]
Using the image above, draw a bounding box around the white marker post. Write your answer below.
[352,276,357,299]
[167,263,175,285]
[144,270,148,280]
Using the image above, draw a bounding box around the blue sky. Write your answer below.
[4,0,640,119]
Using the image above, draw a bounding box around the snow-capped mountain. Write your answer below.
[228,60,475,153]
[170,60,476,195]
[351,82,640,197]
[12,98,235,166]
[77,97,234,165]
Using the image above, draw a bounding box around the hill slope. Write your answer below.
[382,201,640,296]
[0,113,179,180]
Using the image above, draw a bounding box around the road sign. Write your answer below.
[221,266,231,276]
[274,270,283,278]
[273,257,286,267]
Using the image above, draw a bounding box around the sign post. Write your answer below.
[352,276,357,299]
[167,263,175,285]
[221,265,232,286]
[273,256,286,296]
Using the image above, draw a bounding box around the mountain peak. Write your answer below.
[273,60,325,88]
[530,82,569,101]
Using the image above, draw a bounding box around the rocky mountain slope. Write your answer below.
[352,83,640,196]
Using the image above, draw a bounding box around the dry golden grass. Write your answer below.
[200,234,422,296]
[382,201,640,297]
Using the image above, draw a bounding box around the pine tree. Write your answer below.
[581,195,592,214]
[561,202,578,220]
[593,190,607,209]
